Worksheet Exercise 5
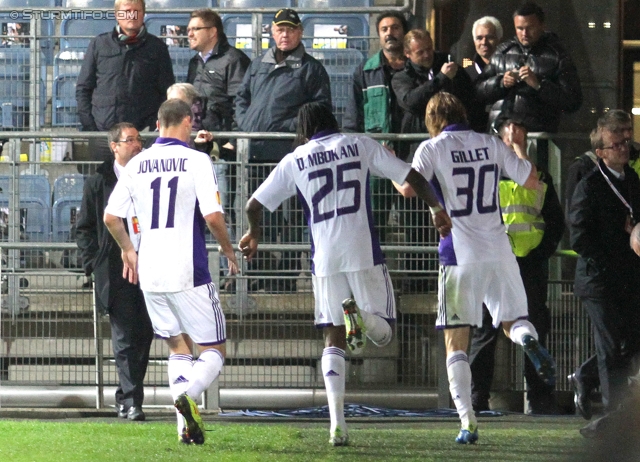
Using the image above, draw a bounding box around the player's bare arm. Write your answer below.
[103,212,138,285]
[204,211,239,275]
[238,197,263,262]
[404,169,452,237]
[522,162,541,190]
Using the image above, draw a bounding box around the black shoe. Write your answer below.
[117,404,127,419]
[127,406,146,421]
[568,373,593,420]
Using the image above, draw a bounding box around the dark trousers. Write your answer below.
[109,283,154,409]
[469,257,553,404]
[580,296,640,411]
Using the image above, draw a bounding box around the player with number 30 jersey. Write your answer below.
[411,127,532,265]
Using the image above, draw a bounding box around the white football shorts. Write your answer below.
[143,282,226,345]
[312,264,396,328]
[436,259,528,329]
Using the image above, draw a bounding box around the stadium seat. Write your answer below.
[59,16,113,49]
[52,49,84,127]
[299,0,371,52]
[52,197,81,242]
[0,1,57,64]
[309,49,363,128]
[52,174,84,204]
[0,48,46,130]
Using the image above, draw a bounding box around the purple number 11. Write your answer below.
[150,176,178,229]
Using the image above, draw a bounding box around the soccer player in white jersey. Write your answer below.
[104,99,239,445]
[239,102,451,446]
[395,92,556,444]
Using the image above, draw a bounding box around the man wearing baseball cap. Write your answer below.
[235,8,332,293]
[235,8,332,164]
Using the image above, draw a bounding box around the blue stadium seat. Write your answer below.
[59,17,113,49]
[0,175,51,241]
[0,48,46,129]
[0,1,57,64]
[53,174,84,204]
[168,47,192,83]
[52,49,84,127]
[18,174,51,204]
[309,49,364,128]
[52,197,81,242]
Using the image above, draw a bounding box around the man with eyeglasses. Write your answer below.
[76,0,174,161]
[186,9,250,161]
[569,118,640,438]
[76,123,154,422]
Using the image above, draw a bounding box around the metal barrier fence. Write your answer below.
[0,131,594,409]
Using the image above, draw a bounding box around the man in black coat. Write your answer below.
[391,29,474,159]
[475,2,582,133]
[464,16,503,133]
[76,123,154,421]
[570,123,640,437]
[76,0,174,160]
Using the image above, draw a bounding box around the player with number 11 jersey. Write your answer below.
[411,126,532,265]
[106,138,223,293]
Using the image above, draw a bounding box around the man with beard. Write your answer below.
[343,11,408,243]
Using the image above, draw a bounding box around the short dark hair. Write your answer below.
[190,8,224,36]
[514,2,545,23]
[425,92,467,137]
[108,122,136,146]
[158,99,192,129]
[295,102,339,146]
[376,11,408,35]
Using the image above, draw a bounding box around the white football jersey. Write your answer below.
[411,127,532,265]
[253,132,411,277]
[105,138,223,292]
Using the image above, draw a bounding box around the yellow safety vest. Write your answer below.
[499,174,547,257]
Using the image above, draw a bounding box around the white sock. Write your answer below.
[168,353,193,434]
[509,320,538,346]
[446,350,477,430]
[186,348,224,400]
[360,311,393,347]
[322,347,347,433]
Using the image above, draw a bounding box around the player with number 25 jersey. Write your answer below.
[253,132,411,277]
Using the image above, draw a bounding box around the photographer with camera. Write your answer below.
[476,2,582,133]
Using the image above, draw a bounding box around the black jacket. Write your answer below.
[235,44,332,162]
[476,32,582,133]
[187,35,250,157]
[76,28,175,132]
[76,157,141,314]
[392,53,475,137]
[564,151,598,214]
[464,53,491,133]
[569,159,640,298]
